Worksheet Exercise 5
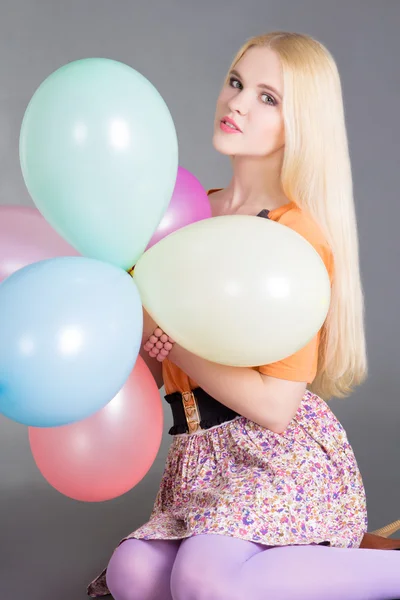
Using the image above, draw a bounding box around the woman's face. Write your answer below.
[213,46,285,158]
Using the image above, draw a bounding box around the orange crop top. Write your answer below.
[162,190,334,395]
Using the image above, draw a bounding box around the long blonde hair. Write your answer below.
[227,31,367,399]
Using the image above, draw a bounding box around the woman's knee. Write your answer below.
[106,539,177,600]
[105,541,146,600]
[171,552,236,600]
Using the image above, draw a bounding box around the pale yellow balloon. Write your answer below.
[134,215,331,367]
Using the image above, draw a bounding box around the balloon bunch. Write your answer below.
[0,57,331,502]
[0,58,211,501]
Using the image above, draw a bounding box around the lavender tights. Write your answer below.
[106,535,400,600]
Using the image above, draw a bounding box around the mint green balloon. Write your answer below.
[19,58,178,270]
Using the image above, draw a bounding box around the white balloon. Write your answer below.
[134,215,331,367]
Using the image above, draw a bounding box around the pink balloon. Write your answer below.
[146,166,212,249]
[0,205,79,283]
[28,356,163,502]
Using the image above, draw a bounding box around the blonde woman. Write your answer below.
[88,32,400,599]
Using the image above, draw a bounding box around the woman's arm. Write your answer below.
[144,311,305,433]
[169,345,306,434]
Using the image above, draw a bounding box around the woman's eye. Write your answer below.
[261,93,276,106]
[229,77,242,89]
[229,77,276,106]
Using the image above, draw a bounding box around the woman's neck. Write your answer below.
[225,153,289,212]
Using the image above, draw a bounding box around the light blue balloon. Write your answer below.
[0,257,143,426]
[19,58,179,271]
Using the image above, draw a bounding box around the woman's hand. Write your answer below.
[139,308,163,389]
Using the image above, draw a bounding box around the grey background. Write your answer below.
[0,1,399,598]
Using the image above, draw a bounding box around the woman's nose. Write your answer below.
[227,91,250,116]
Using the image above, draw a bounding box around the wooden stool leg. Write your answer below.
[371,519,400,538]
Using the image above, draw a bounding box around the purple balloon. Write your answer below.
[146,166,212,249]
[0,205,79,283]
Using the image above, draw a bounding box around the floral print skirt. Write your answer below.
[87,390,368,597]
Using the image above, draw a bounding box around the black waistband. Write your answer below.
[164,387,239,435]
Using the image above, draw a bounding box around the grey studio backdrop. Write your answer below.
[0,1,399,599]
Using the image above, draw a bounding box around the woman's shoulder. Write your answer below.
[274,204,334,281]
[275,204,328,245]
